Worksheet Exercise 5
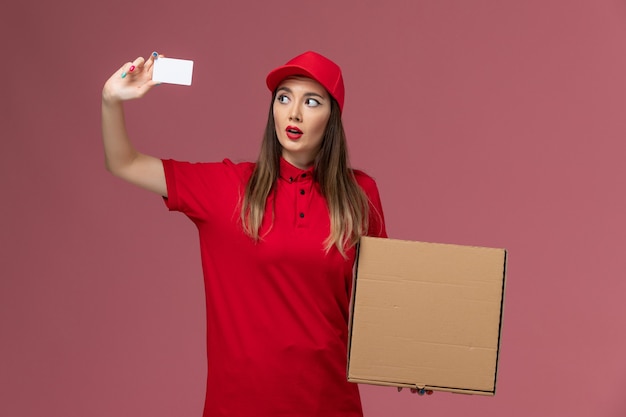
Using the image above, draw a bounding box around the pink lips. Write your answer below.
[286,125,303,140]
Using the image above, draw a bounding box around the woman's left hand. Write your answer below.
[397,387,434,396]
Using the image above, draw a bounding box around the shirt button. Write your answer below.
[299,213,305,218]
[300,189,305,195]
[289,177,294,183]
[301,173,307,178]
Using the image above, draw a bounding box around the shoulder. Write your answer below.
[223,159,256,177]
[352,168,387,237]
[164,158,255,180]
[164,158,254,170]
[352,169,381,195]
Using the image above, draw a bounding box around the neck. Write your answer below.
[282,153,315,170]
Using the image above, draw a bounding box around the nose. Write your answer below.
[289,105,302,122]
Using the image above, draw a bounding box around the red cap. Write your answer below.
[266,51,345,113]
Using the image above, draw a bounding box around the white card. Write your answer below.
[152,57,194,86]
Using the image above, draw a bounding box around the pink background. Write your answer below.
[2,1,626,416]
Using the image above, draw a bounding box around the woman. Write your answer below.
[102,50,387,417]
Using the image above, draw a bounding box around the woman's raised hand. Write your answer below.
[102,52,160,103]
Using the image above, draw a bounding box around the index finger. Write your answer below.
[132,56,146,70]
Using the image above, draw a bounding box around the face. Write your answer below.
[273,76,331,169]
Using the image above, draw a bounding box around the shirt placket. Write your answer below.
[292,172,312,228]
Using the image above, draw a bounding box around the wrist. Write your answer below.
[101,90,123,107]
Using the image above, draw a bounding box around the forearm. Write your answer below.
[101,98,139,175]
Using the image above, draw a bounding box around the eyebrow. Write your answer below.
[276,86,326,99]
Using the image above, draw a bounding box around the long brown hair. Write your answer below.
[240,92,369,257]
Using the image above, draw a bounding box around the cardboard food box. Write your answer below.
[347,237,507,395]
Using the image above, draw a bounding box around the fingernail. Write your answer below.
[152,51,158,58]
[397,387,402,392]
[121,72,127,79]
[129,65,136,72]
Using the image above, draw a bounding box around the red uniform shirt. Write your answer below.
[162,157,387,417]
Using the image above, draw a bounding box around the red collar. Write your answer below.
[279,157,314,183]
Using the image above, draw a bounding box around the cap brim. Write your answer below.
[266,65,317,93]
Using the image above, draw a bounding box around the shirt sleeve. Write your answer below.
[161,158,253,223]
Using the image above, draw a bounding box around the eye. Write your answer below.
[305,98,321,107]
[276,94,290,104]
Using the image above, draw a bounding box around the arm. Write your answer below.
[101,53,167,197]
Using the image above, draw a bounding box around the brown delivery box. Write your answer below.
[347,237,507,395]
